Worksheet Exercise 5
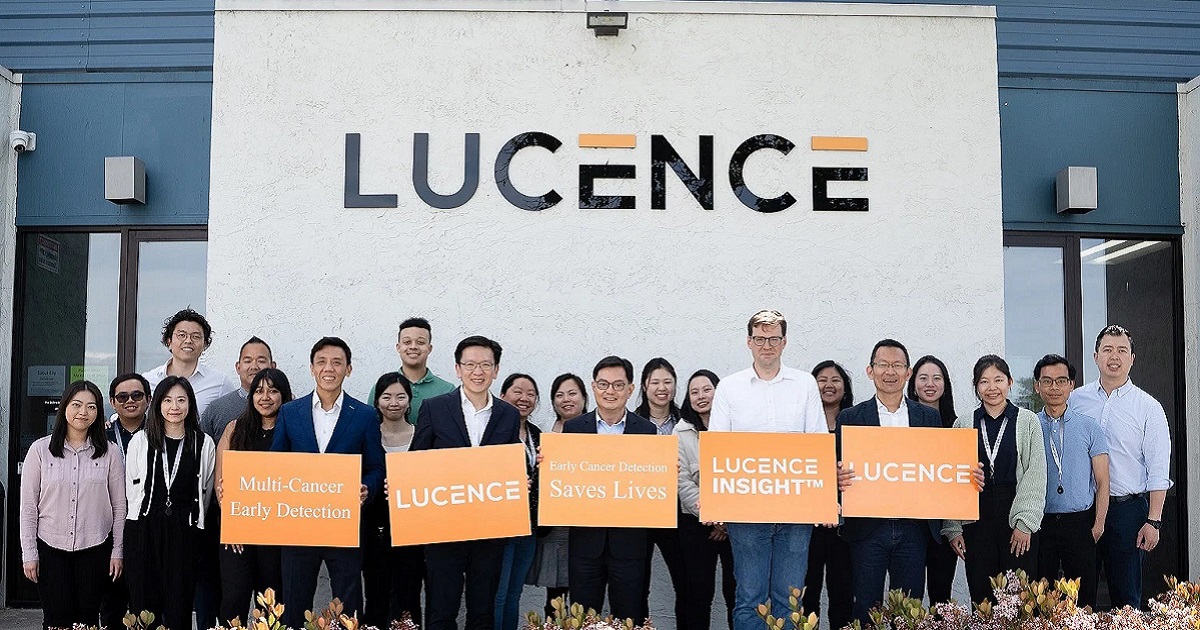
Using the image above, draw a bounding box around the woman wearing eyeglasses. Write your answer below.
[942,355,1046,604]
[906,356,959,606]
[21,380,126,630]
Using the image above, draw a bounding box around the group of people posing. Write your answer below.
[18,308,1171,630]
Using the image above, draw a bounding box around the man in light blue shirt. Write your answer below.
[1032,354,1109,608]
[1068,325,1172,610]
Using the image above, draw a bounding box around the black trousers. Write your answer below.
[1037,509,1099,609]
[280,546,363,629]
[362,530,425,628]
[925,531,958,605]
[962,489,1039,604]
[36,538,112,630]
[125,517,198,630]
[99,573,129,630]
[802,525,853,630]
[678,513,735,630]
[642,516,688,627]
[569,545,645,622]
[424,540,505,630]
[194,502,223,630]
[219,543,282,625]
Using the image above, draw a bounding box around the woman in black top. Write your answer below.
[907,355,959,606]
[123,376,216,630]
[215,368,293,625]
[804,360,854,630]
[495,373,542,630]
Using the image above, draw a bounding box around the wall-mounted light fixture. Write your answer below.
[105,156,146,205]
[587,12,628,37]
[1056,166,1097,214]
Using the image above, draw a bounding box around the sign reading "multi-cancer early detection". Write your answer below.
[220,451,362,547]
[538,433,678,528]
[387,444,531,545]
[840,426,980,520]
[699,432,839,524]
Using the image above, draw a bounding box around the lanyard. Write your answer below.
[161,439,185,514]
[1047,417,1065,494]
[980,416,1009,481]
[523,431,537,469]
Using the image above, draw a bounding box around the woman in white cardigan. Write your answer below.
[942,355,1046,604]
[124,376,216,630]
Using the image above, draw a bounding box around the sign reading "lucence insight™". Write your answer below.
[537,433,678,528]
[699,432,839,524]
[220,451,363,547]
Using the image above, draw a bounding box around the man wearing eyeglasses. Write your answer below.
[141,308,237,416]
[709,310,825,630]
[100,372,151,629]
[412,335,521,630]
[1068,325,1171,610]
[1031,354,1108,609]
[562,355,657,622]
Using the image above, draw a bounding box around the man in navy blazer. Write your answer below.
[563,356,657,623]
[270,337,386,628]
[411,335,521,630]
[834,339,944,622]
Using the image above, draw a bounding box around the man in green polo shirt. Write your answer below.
[394,317,455,422]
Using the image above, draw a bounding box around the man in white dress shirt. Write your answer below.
[1068,324,1172,609]
[709,310,825,630]
[142,308,236,416]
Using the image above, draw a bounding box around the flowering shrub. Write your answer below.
[523,596,653,630]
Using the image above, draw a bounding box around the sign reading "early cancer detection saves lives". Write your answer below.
[387,444,531,545]
[840,426,980,520]
[538,433,678,528]
[220,451,362,547]
[699,432,839,524]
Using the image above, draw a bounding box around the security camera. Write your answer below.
[9,130,35,153]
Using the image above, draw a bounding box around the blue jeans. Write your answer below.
[849,520,928,622]
[726,523,813,630]
[1100,495,1149,610]
[495,535,538,630]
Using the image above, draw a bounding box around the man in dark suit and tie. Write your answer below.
[563,355,657,623]
[835,339,952,622]
[271,337,386,628]
[411,335,521,630]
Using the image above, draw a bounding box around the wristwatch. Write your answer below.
[1145,519,1162,530]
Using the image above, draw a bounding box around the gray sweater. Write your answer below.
[942,405,1047,538]
[200,388,249,442]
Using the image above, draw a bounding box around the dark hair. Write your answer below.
[870,339,910,367]
[398,317,432,342]
[1095,324,1134,353]
[160,308,213,347]
[108,373,151,399]
[240,336,272,358]
[501,373,540,397]
[635,358,682,420]
[1034,353,1077,381]
[310,336,352,364]
[972,354,1013,396]
[592,355,634,382]
[230,369,294,451]
[372,372,415,423]
[454,335,502,364]
[907,355,957,426]
[551,373,589,422]
[680,370,720,430]
[811,360,854,411]
[146,376,201,454]
[49,380,108,459]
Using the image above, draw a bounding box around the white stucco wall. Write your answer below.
[0,64,20,601]
[1178,75,1200,578]
[208,1,1003,426]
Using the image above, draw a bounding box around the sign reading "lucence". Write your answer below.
[840,426,980,520]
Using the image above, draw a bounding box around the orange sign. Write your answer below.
[698,432,839,524]
[387,444,531,545]
[220,451,362,547]
[538,433,678,528]
[840,426,980,520]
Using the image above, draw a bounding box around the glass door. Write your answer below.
[7,227,207,605]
